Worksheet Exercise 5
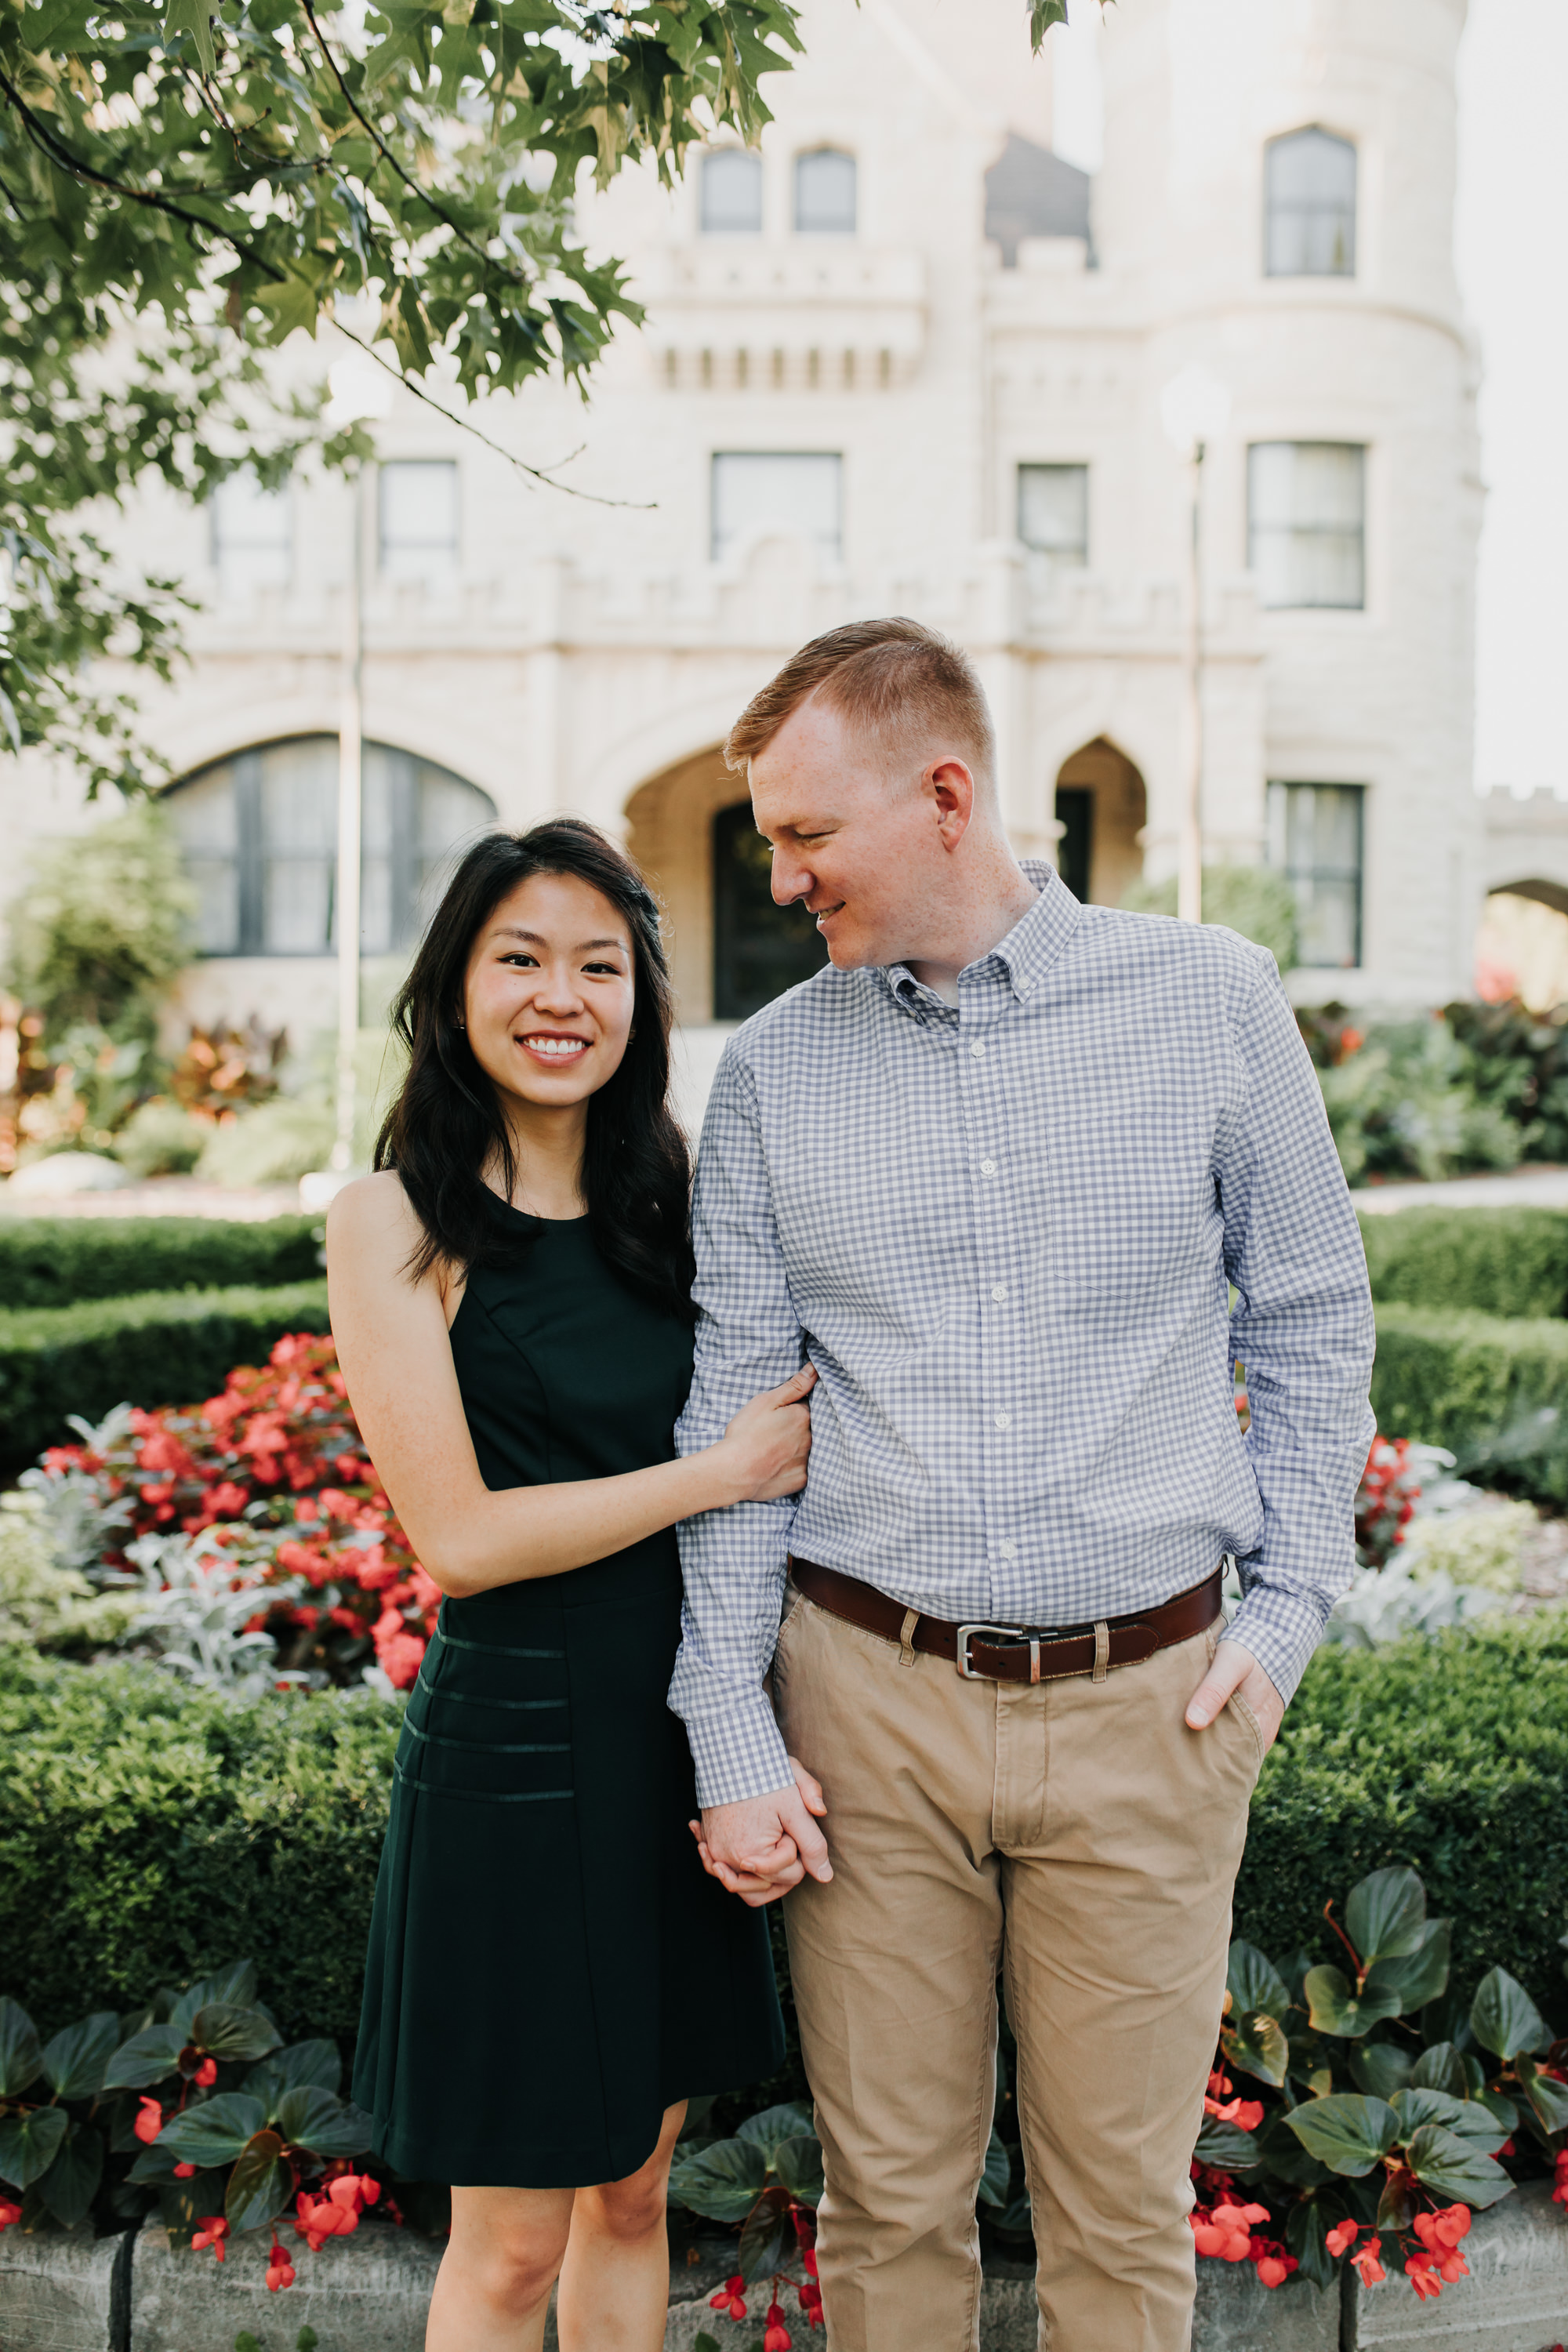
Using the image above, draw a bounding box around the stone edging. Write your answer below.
[0,2183,1561,2350]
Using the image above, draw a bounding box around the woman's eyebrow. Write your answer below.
[489,927,627,952]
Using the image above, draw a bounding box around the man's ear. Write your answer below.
[927,757,976,849]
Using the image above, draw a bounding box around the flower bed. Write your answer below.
[24,1333,438,1692]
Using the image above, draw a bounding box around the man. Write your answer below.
[670,618,1374,2350]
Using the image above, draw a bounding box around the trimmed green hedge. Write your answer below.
[0,1279,330,1473]
[1371,1299,1568,1497]
[2,1621,1563,2053]
[1358,1203,1568,1321]
[0,1213,320,1312]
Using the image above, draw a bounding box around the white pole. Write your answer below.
[1177,442,1206,926]
[331,462,364,1174]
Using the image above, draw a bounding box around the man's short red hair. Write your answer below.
[724,617,996,793]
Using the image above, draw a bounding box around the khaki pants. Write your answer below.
[772,1582,1265,2352]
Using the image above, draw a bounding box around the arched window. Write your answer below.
[701,149,763,234]
[794,148,856,234]
[165,738,496,956]
[1265,127,1356,277]
[712,803,827,1019]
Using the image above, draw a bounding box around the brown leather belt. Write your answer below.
[788,1558,1224,1686]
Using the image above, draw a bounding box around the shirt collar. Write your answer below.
[878,860,1081,1011]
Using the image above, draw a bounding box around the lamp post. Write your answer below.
[1159,365,1232,926]
[321,357,392,1189]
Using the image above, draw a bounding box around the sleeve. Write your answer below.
[668,1040,804,1808]
[1219,951,1376,1703]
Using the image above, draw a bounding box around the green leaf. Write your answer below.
[1476,2088,1519,2132]
[39,2013,120,2103]
[1515,2059,1568,2136]
[192,2005,281,2063]
[1282,2094,1399,2177]
[296,2333,319,2352]
[735,2103,815,2164]
[694,2338,723,2352]
[1028,0,1069,49]
[1404,2123,1512,2209]
[1193,2118,1259,2170]
[164,0,218,74]
[1410,2042,1468,2096]
[0,1998,43,2098]
[1367,1921,1450,2015]
[1255,2113,1333,2188]
[226,2129,294,2234]
[1227,1940,1290,2024]
[274,2086,372,2158]
[735,2194,788,2284]
[1225,2009,1290,2088]
[1345,1867,1427,1966]
[773,2134,824,2208]
[666,2137,769,2224]
[157,2092,267,2167]
[1286,2198,1334,2291]
[996,2188,1033,2237]
[101,2027,185,2092]
[1303,1965,1403,2039]
[1470,1966,1548,2062]
[977,2126,1011,2210]
[1392,2086,1508,2153]
[0,2106,70,2190]
[1349,2042,1413,2101]
[243,2039,341,2117]
[169,1965,258,2037]
[36,2120,104,2229]
[158,2167,227,2246]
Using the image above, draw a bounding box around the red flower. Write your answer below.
[133,2097,163,2145]
[192,2217,229,2260]
[173,2162,196,2180]
[0,2198,22,2233]
[1413,2205,1470,2253]
[1325,2219,1359,2258]
[1405,2256,1443,2300]
[710,2274,748,2321]
[1349,2234,1386,2287]
[193,2056,218,2088]
[266,2238,296,2291]
[1255,2255,1289,2288]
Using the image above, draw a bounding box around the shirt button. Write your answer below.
[991,1283,1007,1303]
[999,1539,1017,1560]
[970,1040,985,1058]
[994,1410,1011,1431]
[980,1159,996,1178]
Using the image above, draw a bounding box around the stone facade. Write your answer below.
[6,0,1526,1049]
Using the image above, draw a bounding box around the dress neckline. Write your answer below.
[481,1187,589,1230]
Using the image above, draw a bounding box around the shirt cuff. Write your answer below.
[682,1694,796,1811]
[1224,1584,1332,1708]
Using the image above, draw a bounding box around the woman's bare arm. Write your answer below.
[325,1172,811,1599]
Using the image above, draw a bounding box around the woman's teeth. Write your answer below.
[524,1036,587,1058]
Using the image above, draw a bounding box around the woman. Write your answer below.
[328,819,814,2352]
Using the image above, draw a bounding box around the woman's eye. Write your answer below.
[583,962,623,977]
[502,953,539,968]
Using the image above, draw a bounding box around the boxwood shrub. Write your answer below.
[1358,1203,1568,1321]
[2,1621,1563,2059]
[0,1213,321,1311]
[1370,1300,1568,1498]
[0,1279,330,1473]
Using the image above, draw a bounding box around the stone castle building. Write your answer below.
[15,0,1557,1072]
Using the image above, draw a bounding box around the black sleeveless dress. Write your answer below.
[352,1203,784,2187]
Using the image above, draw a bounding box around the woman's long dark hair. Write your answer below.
[376,818,695,1319]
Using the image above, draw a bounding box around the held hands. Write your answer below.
[1185,1636,1286,1753]
[718,1365,816,1504]
[689,1757,829,1909]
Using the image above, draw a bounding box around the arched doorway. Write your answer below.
[624,747,824,1023]
[1053,739,1146,906]
[1475,883,1568,1010]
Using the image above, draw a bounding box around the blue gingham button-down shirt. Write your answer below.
[670,863,1375,1809]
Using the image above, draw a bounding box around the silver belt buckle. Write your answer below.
[956,1621,1027,1679]
[956,1621,1065,1682]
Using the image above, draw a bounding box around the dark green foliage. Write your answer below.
[1236,1617,1568,2024]
[0,1279,329,1473]
[1359,1207,1568,1321]
[1370,1302,1568,1499]
[0,1650,396,2045]
[0,1215,320,1311]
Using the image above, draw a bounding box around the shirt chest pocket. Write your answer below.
[1048,1112,1218,1296]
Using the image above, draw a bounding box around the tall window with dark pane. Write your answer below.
[712,803,829,1020]
[164,739,495,955]
[1054,789,1093,903]
[1264,127,1356,278]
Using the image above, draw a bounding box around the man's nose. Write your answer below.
[771,848,812,907]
